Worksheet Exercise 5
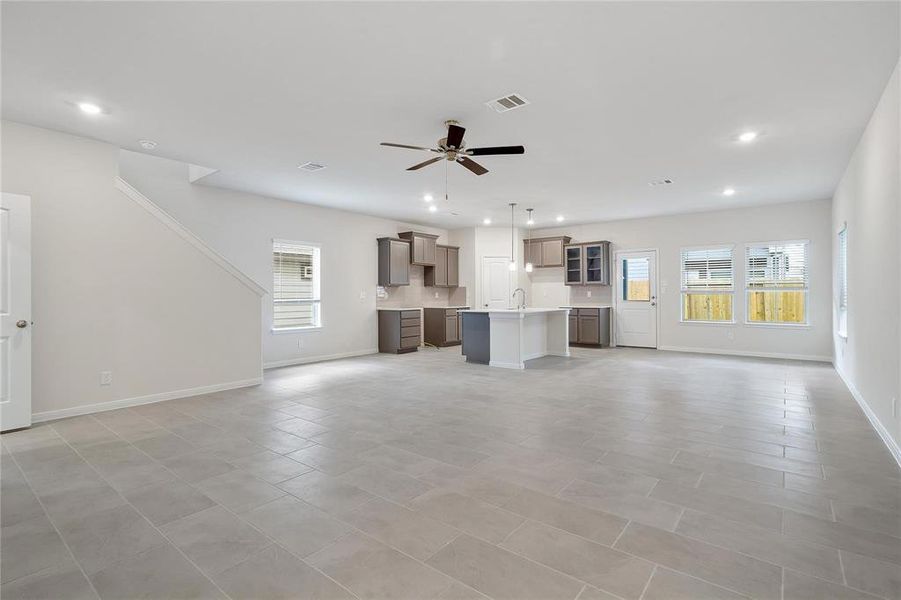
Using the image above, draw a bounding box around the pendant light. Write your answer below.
[525,208,534,273]
[508,202,517,271]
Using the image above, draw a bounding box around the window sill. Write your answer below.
[679,320,736,326]
[271,326,322,334]
[744,322,810,329]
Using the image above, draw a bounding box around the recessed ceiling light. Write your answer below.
[78,102,102,115]
[556,215,565,223]
[723,187,736,196]
[737,131,758,143]
[428,205,437,213]
[423,194,433,203]
[483,218,492,225]
[139,139,157,150]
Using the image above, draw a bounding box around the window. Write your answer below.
[837,227,848,336]
[622,256,650,301]
[680,246,734,322]
[745,240,808,325]
[272,240,320,330]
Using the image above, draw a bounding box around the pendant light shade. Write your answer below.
[525,208,534,273]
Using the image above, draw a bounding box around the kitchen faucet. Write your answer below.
[512,288,526,310]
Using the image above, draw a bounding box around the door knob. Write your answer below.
[16,320,28,328]
[650,302,657,307]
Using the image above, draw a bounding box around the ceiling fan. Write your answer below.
[380,120,524,176]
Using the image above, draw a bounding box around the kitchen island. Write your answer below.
[459,308,570,369]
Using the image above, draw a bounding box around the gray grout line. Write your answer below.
[4,447,104,599]
[636,564,657,600]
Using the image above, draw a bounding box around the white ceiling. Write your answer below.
[2,2,898,228]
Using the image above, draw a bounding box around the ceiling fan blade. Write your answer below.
[457,156,488,176]
[381,142,441,153]
[467,145,525,156]
[407,156,444,171]
[445,124,465,149]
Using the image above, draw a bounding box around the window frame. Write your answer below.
[744,239,810,328]
[271,239,322,332]
[679,245,735,325]
[837,226,848,338]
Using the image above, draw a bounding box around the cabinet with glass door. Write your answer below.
[564,241,610,285]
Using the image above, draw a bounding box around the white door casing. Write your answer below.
[1,193,32,432]
[481,256,511,309]
[614,250,658,348]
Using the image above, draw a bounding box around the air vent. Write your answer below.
[648,178,674,187]
[486,93,530,113]
[298,162,327,172]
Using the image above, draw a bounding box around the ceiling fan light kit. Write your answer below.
[381,119,525,176]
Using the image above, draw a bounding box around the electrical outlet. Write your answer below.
[100,371,112,386]
[359,290,366,301]
[434,292,439,299]
[298,340,303,349]
[726,330,735,341]
[586,290,592,298]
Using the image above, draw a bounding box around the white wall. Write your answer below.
[1,122,263,419]
[449,226,529,309]
[832,60,901,458]
[526,199,833,361]
[118,151,451,368]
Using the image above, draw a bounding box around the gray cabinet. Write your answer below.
[423,307,469,347]
[567,307,610,347]
[398,231,438,266]
[523,236,572,268]
[424,245,460,287]
[378,309,420,353]
[378,237,411,286]
[564,241,610,285]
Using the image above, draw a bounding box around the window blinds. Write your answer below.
[273,240,319,329]
[745,241,808,290]
[680,247,734,291]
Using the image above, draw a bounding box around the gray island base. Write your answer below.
[459,308,570,369]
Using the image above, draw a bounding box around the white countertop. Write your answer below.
[560,304,613,309]
[377,306,470,311]
[458,308,569,314]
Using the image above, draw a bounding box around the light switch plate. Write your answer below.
[100,371,112,386]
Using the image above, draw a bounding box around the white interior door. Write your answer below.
[481,256,510,309]
[615,250,657,348]
[1,193,32,432]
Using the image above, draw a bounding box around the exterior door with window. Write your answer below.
[1,193,32,432]
[615,250,657,348]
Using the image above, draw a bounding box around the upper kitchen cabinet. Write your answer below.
[564,241,611,285]
[425,245,460,287]
[524,236,572,268]
[377,237,411,286]
[398,231,438,266]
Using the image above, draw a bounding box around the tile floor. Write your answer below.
[2,347,900,600]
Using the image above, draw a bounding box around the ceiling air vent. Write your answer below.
[648,178,674,187]
[298,162,327,172]
[486,93,530,113]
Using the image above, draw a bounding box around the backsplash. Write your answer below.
[377,265,468,308]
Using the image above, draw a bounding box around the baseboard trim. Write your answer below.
[658,345,832,362]
[263,349,378,370]
[32,378,263,423]
[834,365,901,469]
[488,360,525,370]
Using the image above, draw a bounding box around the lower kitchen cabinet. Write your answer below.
[423,307,468,347]
[566,307,610,347]
[378,309,421,353]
